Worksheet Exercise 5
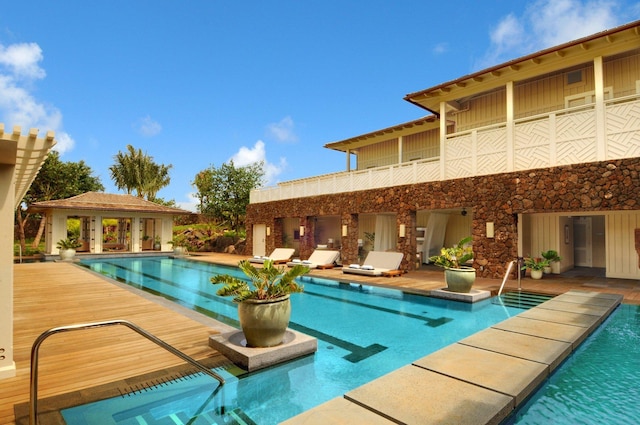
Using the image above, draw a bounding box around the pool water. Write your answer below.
[505,303,640,425]
[67,256,523,424]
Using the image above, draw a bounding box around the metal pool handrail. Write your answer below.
[29,319,225,425]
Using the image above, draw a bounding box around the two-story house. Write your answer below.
[246,20,640,280]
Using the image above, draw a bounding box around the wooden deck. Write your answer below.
[3,254,639,424]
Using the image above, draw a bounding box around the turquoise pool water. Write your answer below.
[504,303,640,424]
[63,256,522,424]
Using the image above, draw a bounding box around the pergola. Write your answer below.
[1,125,56,379]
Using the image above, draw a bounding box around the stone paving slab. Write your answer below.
[280,397,396,425]
[459,328,572,371]
[413,343,548,405]
[535,299,611,316]
[492,316,591,349]
[518,307,602,330]
[554,291,623,313]
[345,365,514,425]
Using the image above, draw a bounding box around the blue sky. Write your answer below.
[1,1,639,211]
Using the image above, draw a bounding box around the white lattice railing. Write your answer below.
[250,96,640,204]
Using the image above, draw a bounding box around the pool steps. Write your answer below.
[282,290,623,425]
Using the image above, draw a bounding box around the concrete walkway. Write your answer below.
[282,290,622,425]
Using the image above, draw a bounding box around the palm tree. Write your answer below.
[109,145,172,200]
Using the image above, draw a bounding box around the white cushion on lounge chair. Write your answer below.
[248,248,295,264]
[342,251,404,276]
[286,250,340,269]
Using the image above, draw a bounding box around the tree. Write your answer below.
[109,145,172,200]
[193,160,264,231]
[16,151,104,251]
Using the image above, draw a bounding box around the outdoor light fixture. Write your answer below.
[266,226,271,236]
[399,224,406,238]
[486,222,494,238]
[461,208,467,216]
[342,225,348,237]
[299,226,305,237]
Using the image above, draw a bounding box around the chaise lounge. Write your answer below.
[342,251,404,276]
[248,248,295,264]
[286,249,340,269]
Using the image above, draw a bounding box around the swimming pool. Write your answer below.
[504,303,640,424]
[64,256,522,424]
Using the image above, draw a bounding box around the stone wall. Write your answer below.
[246,158,640,278]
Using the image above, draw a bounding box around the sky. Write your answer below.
[1,1,640,211]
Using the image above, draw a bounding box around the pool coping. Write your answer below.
[282,289,623,425]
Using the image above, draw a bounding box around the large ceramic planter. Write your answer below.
[238,295,291,347]
[59,248,76,261]
[530,269,543,279]
[173,246,187,256]
[444,267,476,293]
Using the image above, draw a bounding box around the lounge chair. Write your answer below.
[286,250,340,269]
[248,248,295,264]
[342,251,404,276]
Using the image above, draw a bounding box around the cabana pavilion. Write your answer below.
[28,192,192,257]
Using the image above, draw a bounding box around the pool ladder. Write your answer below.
[29,319,225,425]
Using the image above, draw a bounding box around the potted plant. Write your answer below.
[168,235,188,255]
[429,236,475,293]
[541,250,562,274]
[211,259,310,347]
[154,235,161,250]
[56,237,81,261]
[522,257,551,279]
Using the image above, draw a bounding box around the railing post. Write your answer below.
[29,320,225,425]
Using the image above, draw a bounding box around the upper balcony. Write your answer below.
[250,94,640,204]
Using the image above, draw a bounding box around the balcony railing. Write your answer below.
[250,96,640,204]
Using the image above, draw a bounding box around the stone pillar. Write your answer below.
[397,210,417,271]
[341,214,359,265]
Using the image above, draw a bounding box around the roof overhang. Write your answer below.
[404,20,640,114]
[1,124,56,209]
[324,115,440,153]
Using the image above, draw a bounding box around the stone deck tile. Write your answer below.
[345,365,514,425]
[458,328,572,372]
[280,397,397,425]
[413,343,548,405]
[492,316,591,349]
[534,299,612,316]
[517,307,602,331]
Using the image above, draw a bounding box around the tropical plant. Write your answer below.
[211,260,309,303]
[522,257,551,271]
[541,250,561,263]
[429,236,474,269]
[109,145,172,200]
[193,160,264,231]
[56,237,82,250]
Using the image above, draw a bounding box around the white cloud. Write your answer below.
[0,41,75,153]
[177,192,199,212]
[135,115,162,137]
[230,140,287,186]
[0,42,45,80]
[266,116,298,143]
[476,0,621,69]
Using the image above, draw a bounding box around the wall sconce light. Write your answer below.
[342,225,348,237]
[299,226,305,237]
[486,222,495,238]
[461,208,467,216]
[266,226,271,236]
[399,224,406,238]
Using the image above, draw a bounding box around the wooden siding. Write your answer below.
[604,49,640,97]
[607,211,640,279]
[403,130,439,162]
[357,138,397,170]
[454,88,506,131]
